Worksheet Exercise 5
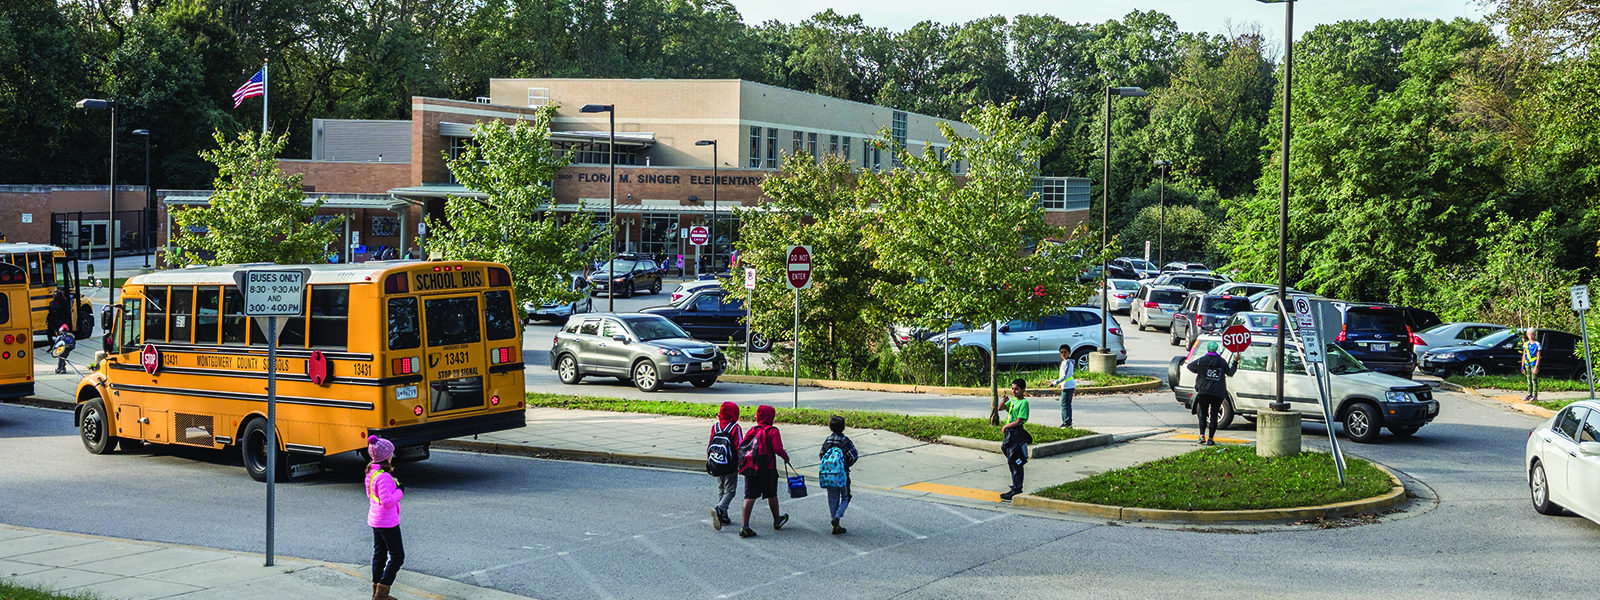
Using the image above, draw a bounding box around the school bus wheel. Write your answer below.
[79,398,119,455]
[240,418,288,483]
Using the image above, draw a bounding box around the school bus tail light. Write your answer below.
[488,267,512,287]
[384,273,409,294]
[491,395,501,406]
[4,335,12,345]
[490,347,513,364]
[392,356,420,375]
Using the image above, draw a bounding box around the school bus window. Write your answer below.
[222,286,247,345]
[26,253,40,285]
[0,294,11,325]
[247,315,270,346]
[424,296,480,347]
[40,255,53,288]
[309,285,350,349]
[53,258,68,289]
[195,286,221,345]
[431,376,484,413]
[279,315,308,348]
[120,299,142,352]
[483,290,517,341]
[169,286,194,344]
[387,297,420,351]
[144,286,168,343]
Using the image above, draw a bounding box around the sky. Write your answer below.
[729,0,1491,43]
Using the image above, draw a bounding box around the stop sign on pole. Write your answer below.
[689,225,709,246]
[785,245,813,290]
[1221,324,1253,354]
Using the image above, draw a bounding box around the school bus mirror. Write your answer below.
[99,304,116,330]
[102,335,113,355]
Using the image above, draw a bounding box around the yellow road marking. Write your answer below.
[1170,433,1252,445]
[899,482,1002,503]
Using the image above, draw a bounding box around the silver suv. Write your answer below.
[927,308,1128,371]
[1130,284,1189,331]
[552,313,726,392]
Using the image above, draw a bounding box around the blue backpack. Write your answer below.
[819,446,847,489]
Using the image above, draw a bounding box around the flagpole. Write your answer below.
[261,59,268,135]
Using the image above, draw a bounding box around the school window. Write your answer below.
[308,285,350,349]
[194,286,221,345]
[143,287,167,343]
[829,135,839,156]
[168,286,194,344]
[873,145,882,171]
[843,137,852,161]
[765,128,777,168]
[892,111,907,168]
[808,132,818,158]
[862,140,870,168]
[120,298,142,353]
[793,130,803,155]
[222,286,248,345]
[748,126,761,168]
[1031,178,1067,210]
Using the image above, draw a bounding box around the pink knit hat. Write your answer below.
[367,435,394,463]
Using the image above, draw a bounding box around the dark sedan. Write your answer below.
[1420,328,1587,380]
[640,288,771,352]
[588,257,663,298]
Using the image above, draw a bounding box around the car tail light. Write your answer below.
[1407,326,1424,346]
[1114,293,1130,299]
[1336,323,1347,343]
[1195,314,1203,327]
[490,347,513,364]
[1109,327,1122,336]
[1144,301,1158,308]
[392,356,420,375]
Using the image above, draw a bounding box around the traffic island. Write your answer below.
[1014,446,1405,523]
[715,374,1162,396]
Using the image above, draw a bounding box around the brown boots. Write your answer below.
[372,583,396,600]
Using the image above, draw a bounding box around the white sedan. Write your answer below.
[1083,278,1142,312]
[1526,400,1600,523]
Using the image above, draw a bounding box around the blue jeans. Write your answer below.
[826,483,851,520]
[1059,387,1075,427]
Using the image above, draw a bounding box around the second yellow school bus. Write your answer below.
[0,261,38,398]
[73,261,527,480]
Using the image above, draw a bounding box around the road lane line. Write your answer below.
[785,519,870,555]
[854,508,928,539]
[449,519,706,580]
[636,535,720,597]
[934,503,986,524]
[562,550,617,600]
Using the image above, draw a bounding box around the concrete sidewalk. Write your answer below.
[447,408,1192,504]
[0,524,533,600]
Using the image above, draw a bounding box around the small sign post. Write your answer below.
[1573,285,1594,400]
[1291,294,1345,485]
[232,268,309,567]
[743,267,756,374]
[786,246,812,408]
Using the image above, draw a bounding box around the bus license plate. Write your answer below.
[396,385,418,400]
[701,361,713,371]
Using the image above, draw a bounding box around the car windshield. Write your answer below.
[1246,314,1278,329]
[1203,297,1252,313]
[1419,323,1453,335]
[1129,259,1153,270]
[1472,329,1517,348]
[1174,277,1221,292]
[623,316,691,341]
[1149,290,1187,305]
[1112,280,1141,290]
[1325,343,1370,375]
[1347,308,1408,333]
[598,260,638,274]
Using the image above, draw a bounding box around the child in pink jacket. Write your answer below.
[366,436,404,600]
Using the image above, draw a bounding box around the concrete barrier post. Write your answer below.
[1256,410,1302,457]
[1088,351,1117,374]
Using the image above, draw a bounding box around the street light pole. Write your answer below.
[77,99,118,305]
[132,129,151,268]
[696,140,718,276]
[1099,86,1146,371]
[1155,160,1171,268]
[581,104,616,312]
[1259,0,1294,411]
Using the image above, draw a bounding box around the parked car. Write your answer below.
[891,321,970,347]
[1169,292,1254,348]
[1078,265,1104,283]
[525,276,594,324]
[1112,257,1159,280]
[1170,334,1439,442]
[1130,285,1191,331]
[640,288,771,352]
[928,308,1127,371]
[1161,261,1208,272]
[1247,288,1309,311]
[1083,278,1142,313]
[1152,273,1227,293]
[1219,311,1280,336]
[1419,328,1588,380]
[1412,322,1507,362]
[1526,400,1600,522]
[551,313,726,392]
[669,279,722,304]
[1209,282,1275,298]
[588,257,663,298]
[1331,303,1420,379]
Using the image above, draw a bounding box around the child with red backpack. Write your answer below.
[738,405,790,538]
[707,402,743,530]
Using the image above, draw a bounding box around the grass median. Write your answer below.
[730,366,1152,389]
[1446,374,1590,393]
[525,393,1094,443]
[0,579,100,600]
[1034,446,1393,511]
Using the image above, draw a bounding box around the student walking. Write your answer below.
[1186,341,1238,445]
[738,405,790,538]
[1523,328,1543,402]
[818,415,859,535]
[51,325,75,374]
[998,379,1032,501]
[1050,347,1076,428]
[365,436,405,600]
[707,402,743,530]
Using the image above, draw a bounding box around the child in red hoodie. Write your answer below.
[739,404,790,538]
[710,401,742,530]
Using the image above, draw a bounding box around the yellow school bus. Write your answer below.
[0,262,38,398]
[73,260,527,480]
[0,244,93,340]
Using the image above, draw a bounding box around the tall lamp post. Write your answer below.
[131,129,151,268]
[1096,86,1146,373]
[580,103,616,312]
[695,140,718,275]
[1154,160,1171,267]
[1259,0,1294,411]
[77,98,118,305]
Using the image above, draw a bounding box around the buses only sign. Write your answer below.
[233,269,310,316]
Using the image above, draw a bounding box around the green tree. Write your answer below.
[1427,212,1578,330]
[865,102,1101,423]
[1121,204,1219,267]
[170,129,339,265]
[426,110,603,315]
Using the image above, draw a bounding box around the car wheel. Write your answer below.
[623,284,634,299]
[1460,361,1489,378]
[79,398,118,455]
[750,333,772,353]
[1185,331,1197,350]
[651,280,662,295]
[77,311,95,339]
[1169,327,1180,346]
[557,354,582,385]
[1343,403,1382,444]
[691,378,715,388]
[633,360,662,392]
[1216,398,1236,430]
[1531,460,1563,515]
[1167,356,1184,392]
[1073,347,1093,373]
[241,418,287,482]
[1389,425,1420,437]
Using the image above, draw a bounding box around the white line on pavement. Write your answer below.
[935,503,984,524]
[562,549,617,600]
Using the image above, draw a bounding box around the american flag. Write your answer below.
[232,69,265,108]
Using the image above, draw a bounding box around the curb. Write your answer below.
[433,439,706,472]
[717,374,1162,396]
[4,397,75,411]
[1010,465,1408,524]
[938,433,1114,459]
[1436,380,1557,419]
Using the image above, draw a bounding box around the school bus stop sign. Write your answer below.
[140,344,160,375]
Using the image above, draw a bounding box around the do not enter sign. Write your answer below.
[1221,325,1253,354]
[689,226,709,246]
[786,245,813,290]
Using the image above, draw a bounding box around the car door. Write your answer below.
[1031,315,1074,362]
[1488,338,1521,374]
[1173,295,1196,339]
[572,317,603,373]
[718,295,748,342]
[681,292,723,339]
[595,318,633,374]
[995,319,1039,363]
[1224,344,1276,413]
[1544,406,1587,507]
[1541,332,1580,378]
[1570,409,1600,520]
[1279,346,1326,414]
